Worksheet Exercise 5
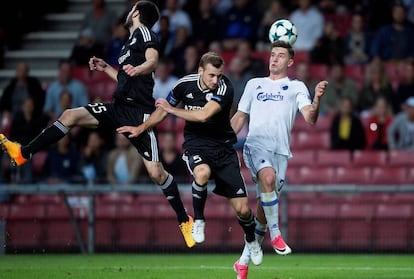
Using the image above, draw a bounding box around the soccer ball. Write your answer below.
[268,19,298,46]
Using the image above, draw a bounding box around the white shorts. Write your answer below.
[243,144,288,196]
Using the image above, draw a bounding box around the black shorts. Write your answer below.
[84,101,161,162]
[182,147,248,199]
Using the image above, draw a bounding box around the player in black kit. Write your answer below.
[0,0,196,248]
[118,52,263,264]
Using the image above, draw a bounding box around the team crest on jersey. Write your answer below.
[205,93,213,101]
[281,84,289,90]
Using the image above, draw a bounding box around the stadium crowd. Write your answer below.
[1,0,414,188]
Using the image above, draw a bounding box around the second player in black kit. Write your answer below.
[120,52,263,263]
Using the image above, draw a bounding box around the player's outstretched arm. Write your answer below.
[156,98,221,123]
[301,80,328,125]
[231,111,248,134]
[89,56,118,81]
[116,107,168,138]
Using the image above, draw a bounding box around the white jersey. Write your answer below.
[238,77,311,158]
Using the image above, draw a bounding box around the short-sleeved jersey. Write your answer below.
[238,77,311,158]
[114,25,159,113]
[167,74,237,149]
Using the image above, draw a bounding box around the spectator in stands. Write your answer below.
[319,63,359,115]
[153,57,179,100]
[343,13,371,65]
[159,130,188,183]
[358,58,395,115]
[104,17,128,66]
[330,96,366,151]
[0,62,45,126]
[370,2,414,61]
[310,20,344,65]
[289,0,324,52]
[155,15,175,57]
[395,59,414,112]
[80,0,118,56]
[4,97,49,184]
[172,44,200,77]
[42,134,82,184]
[221,0,262,50]
[235,40,267,77]
[79,131,108,184]
[256,0,288,49]
[293,61,317,98]
[152,0,192,38]
[387,96,414,150]
[69,28,103,67]
[364,96,393,150]
[43,59,89,120]
[106,133,143,185]
[226,55,253,115]
[191,0,222,53]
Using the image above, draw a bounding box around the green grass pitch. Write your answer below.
[1,253,413,279]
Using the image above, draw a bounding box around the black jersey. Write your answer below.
[114,25,159,113]
[167,74,237,149]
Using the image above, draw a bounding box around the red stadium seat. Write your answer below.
[292,116,314,133]
[309,64,329,81]
[335,166,372,185]
[286,166,301,185]
[336,203,374,250]
[298,166,336,185]
[372,204,411,250]
[388,150,414,167]
[314,114,333,132]
[295,131,330,150]
[370,167,408,185]
[240,165,254,186]
[295,203,337,250]
[352,150,388,167]
[32,151,48,177]
[316,150,352,167]
[294,51,310,63]
[289,150,315,168]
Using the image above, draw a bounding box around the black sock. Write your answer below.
[192,181,207,220]
[160,174,188,223]
[237,209,256,242]
[21,120,69,159]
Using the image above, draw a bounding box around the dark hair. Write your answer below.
[271,40,295,59]
[135,0,160,29]
[199,52,224,69]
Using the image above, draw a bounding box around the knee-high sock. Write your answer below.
[192,181,207,220]
[237,209,256,242]
[159,173,188,223]
[21,120,68,159]
[239,218,267,265]
[260,191,280,240]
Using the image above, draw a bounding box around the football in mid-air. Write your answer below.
[268,19,298,46]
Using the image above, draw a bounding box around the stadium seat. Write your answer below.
[295,203,337,250]
[29,194,63,204]
[97,193,135,205]
[316,150,352,167]
[405,168,414,184]
[352,150,388,167]
[289,150,315,168]
[204,203,238,248]
[240,166,254,186]
[335,166,372,185]
[388,150,414,167]
[294,51,310,63]
[151,203,185,247]
[32,151,48,177]
[292,116,314,133]
[298,166,336,185]
[344,64,364,89]
[295,131,330,150]
[309,64,329,81]
[286,166,301,185]
[0,204,9,219]
[372,203,411,250]
[370,167,408,185]
[313,114,333,132]
[7,204,45,247]
[336,203,374,250]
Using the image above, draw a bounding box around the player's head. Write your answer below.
[125,1,160,29]
[198,52,224,90]
[269,41,295,75]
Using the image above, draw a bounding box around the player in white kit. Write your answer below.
[231,40,328,278]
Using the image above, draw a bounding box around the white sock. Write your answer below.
[260,191,280,240]
[239,218,267,266]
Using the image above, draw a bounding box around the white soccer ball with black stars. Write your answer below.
[268,19,298,46]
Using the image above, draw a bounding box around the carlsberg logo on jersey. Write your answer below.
[257,92,284,102]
